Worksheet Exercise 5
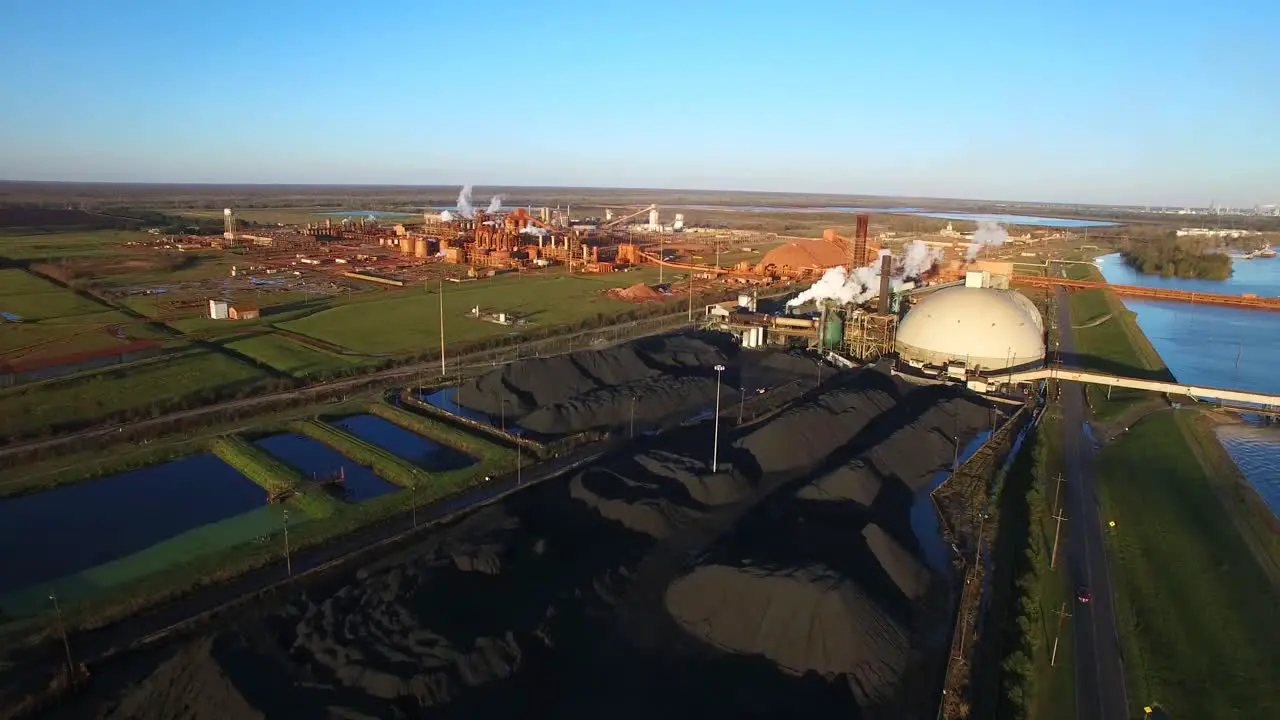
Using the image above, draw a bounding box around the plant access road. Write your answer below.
[1054,286,1129,720]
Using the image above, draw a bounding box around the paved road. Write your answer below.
[1054,287,1129,720]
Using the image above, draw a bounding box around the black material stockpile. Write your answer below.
[49,341,997,720]
[453,333,822,437]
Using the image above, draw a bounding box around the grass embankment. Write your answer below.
[0,348,271,441]
[293,407,516,494]
[1065,266,1172,423]
[210,435,344,520]
[972,408,1075,720]
[1094,412,1280,718]
[226,333,369,379]
[367,403,519,466]
[0,396,376,499]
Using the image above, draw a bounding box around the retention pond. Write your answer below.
[254,433,400,502]
[331,414,476,471]
[0,454,267,600]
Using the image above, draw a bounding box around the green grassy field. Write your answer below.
[0,268,166,362]
[0,349,268,439]
[0,230,151,259]
[280,269,668,355]
[1027,410,1076,720]
[227,334,368,377]
[1095,412,1280,719]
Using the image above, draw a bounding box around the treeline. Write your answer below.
[969,415,1051,719]
[1121,236,1233,280]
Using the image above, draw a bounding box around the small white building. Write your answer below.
[208,299,229,320]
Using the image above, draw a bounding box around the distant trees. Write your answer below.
[1121,235,1233,280]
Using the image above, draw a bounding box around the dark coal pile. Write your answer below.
[52,364,999,719]
[454,333,822,438]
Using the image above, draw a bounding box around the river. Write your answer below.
[1094,251,1280,516]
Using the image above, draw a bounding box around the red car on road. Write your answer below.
[1077,586,1091,604]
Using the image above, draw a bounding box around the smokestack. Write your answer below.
[854,214,870,267]
[878,253,893,314]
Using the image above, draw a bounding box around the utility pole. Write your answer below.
[517,446,522,485]
[630,395,636,439]
[687,271,694,321]
[1050,506,1068,570]
[283,509,292,577]
[411,481,418,528]
[1051,473,1066,516]
[659,236,664,285]
[48,592,75,682]
[1050,602,1072,667]
[711,364,725,471]
[738,386,745,425]
[438,278,446,377]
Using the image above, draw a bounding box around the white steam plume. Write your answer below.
[966,220,1008,261]
[788,254,904,308]
[901,240,944,279]
[440,210,455,222]
[521,225,548,236]
[456,185,475,219]
[486,194,504,213]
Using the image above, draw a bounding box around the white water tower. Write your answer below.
[223,208,235,240]
[648,208,660,230]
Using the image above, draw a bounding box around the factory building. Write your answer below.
[894,282,1045,373]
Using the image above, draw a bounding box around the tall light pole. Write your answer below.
[48,592,74,681]
[438,278,446,377]
[711,364,725,471]
[630,395,636,439]
[283,509,292,577]
[411,481,418,528]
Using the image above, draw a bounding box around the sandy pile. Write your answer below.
[50,335,1005,718]
[606,283,665,302]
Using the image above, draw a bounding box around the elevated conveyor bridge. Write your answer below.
[992,367,1280,410]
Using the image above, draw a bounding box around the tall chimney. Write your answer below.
[854,214,870,267]
[878,253,893,314]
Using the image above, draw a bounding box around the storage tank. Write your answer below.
[822,312,844,350]
[414,238,427,257]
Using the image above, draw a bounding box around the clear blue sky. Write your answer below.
[2,0,1276,206]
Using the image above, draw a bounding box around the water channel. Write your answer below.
[0,454,267,598]
[254,434,399,502]
[331,414,477,471]
[1094,251,1280,515]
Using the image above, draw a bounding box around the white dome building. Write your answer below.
[895,286,1046,371]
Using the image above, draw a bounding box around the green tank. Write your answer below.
[822,313,844,350]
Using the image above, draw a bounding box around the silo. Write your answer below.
[401,237,413,255]
[414,238,427,257]
[823,311,844,350]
